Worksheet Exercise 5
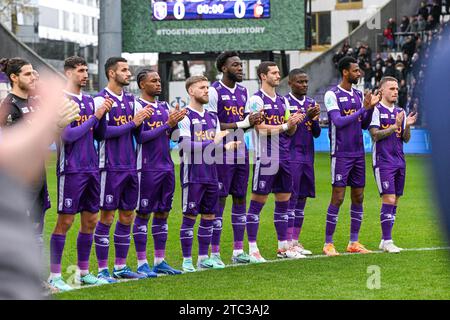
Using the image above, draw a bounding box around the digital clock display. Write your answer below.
[152,0,271,21]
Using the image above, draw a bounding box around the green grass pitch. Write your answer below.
[43,153,449,300]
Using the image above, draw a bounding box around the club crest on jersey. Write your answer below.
[383,181,390,190]
[64,198,73,208]
[263,104,272,110]
[221,95,231,101]
[380,113,389,119]
[339,97,348,102]
[192,119,200,125]
[106,195,114,204]
[141,199,149,207]
[153,1,167,20]
[214,220,222,228]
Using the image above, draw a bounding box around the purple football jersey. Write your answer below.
[370,103,406,168]
[178,107,220,186]
[208,81,249,161]
[136,98,174,172]
[325,86,365,157]
[95,88,136,171]
[248,90,291,161]
[286,93,319,163]
[57,93,99,175]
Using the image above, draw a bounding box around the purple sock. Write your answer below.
[133,216,149,262]
[50,234,66,274]
[77,232,93,272]
[350,203,364,242]
[325,204,340,243]
[211,202,225,254]
[198,218,213,257]
[287,197,296,242]
[246,200,264,243]
[274,201,289,242]
[180,216,196,258]
[232,203,247,250]
[152,217,168,260]
[293,199,306,241]
[381,203,395,241]
[94,222,111,270]
[393,205,398,226]
[114,222,131,267]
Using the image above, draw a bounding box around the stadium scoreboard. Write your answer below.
[122,0,305,53]
[152,0,271,21]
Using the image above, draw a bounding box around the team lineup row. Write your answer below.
[0,52,417,293]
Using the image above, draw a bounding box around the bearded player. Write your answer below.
[206,52,263,266]
[369,76,417,253]
[323,56,380,256]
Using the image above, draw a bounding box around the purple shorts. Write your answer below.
[217,162,249,198]
[58,173,100,214]
[291,162,316,199]
[182,183,219,216]
[331,156,366,188]
[100,171,138,211]
[137,170,175,214]
[252,159,293,195]
[374,166,406,196]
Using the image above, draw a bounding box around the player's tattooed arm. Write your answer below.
[370,111,404,142]
[370,126,397,142]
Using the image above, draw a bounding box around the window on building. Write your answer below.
[63,11,71,31]
[348,20,360,33]
[336,0,363,10]
[311,11,331,46]
[83,16,90,34]
[73,14,80,33]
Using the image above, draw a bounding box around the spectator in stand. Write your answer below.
[358,44,370,62]
[431,0,442,23]
[402,36,417,58]
[418,1,430,20]
[400,15,410,33]
[446,0,450,14]
[426,15,438,31]
[417,14,427,32]
[374,53,385,69]
[398,79,408,109]
[346,47,354,58]
[407,15,419,33]
[362,62,374,91]
[395,61,406,82]
[384,57,396,78]
[398,16,410,47]
[374,63,384,88]
[383,23,395,51]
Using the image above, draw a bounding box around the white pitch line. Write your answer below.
[55,246,450,294]
[224,246,450,267]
